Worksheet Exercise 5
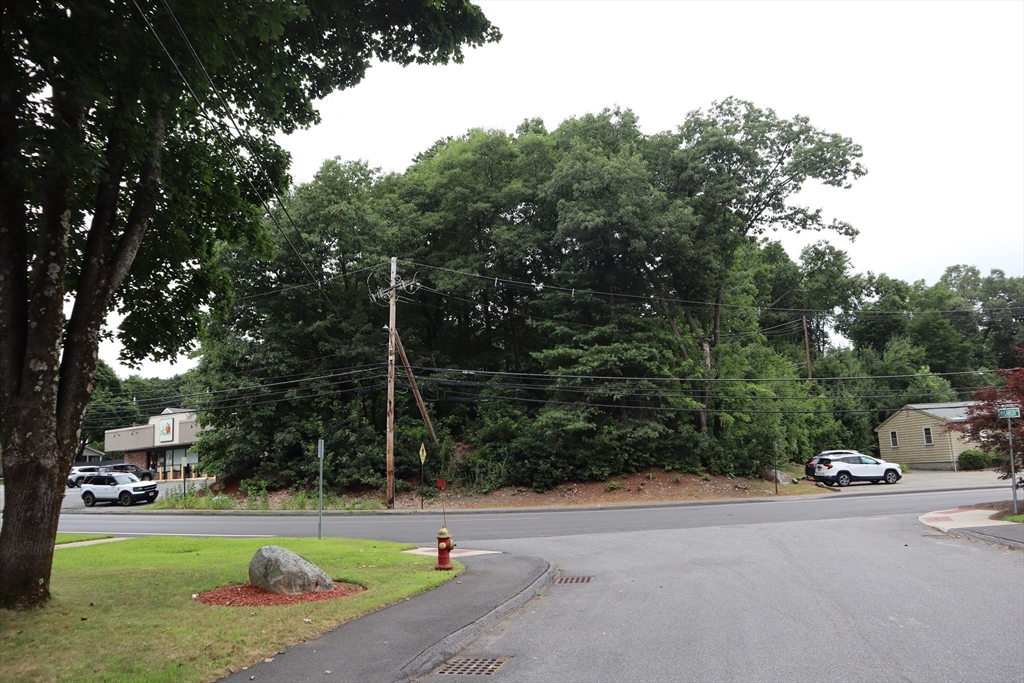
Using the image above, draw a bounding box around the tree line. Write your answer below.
[83,104,1018,493]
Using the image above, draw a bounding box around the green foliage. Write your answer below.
[957,449,991,470]
[605,481,625,491]
[185,101,1020,498]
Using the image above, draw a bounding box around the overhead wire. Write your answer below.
[131,0,340,315]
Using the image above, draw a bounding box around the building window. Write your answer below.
[890,431,899,448]
[923,427,933,445]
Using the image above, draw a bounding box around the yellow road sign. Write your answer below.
[419,442,427,464]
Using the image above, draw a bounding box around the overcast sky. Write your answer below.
[105,0,1024,378]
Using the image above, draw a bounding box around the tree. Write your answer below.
[0,0,498,610]
[650,98,867,431]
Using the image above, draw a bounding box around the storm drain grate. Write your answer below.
[437,657,510,676]
[555,575,594,584]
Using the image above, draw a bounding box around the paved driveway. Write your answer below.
[428,514,1023,682]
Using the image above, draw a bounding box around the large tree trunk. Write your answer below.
[0,101,164,610]
[0,424,74,609]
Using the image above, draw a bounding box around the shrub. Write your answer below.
[958,449,990,470]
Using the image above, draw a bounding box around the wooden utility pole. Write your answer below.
[386,257,397,509]
[802,315,813,379]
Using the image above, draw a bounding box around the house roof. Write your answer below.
[875,401,981,431]
[905,402,981,422]
[160,407,192,414]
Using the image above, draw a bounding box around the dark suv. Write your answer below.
[101,463,156,481]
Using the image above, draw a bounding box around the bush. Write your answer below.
[958,449,990,470]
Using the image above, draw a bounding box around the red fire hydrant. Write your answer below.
[435,526,455,571]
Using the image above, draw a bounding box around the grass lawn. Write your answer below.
[0,536,458,683]
[54,533,113,545]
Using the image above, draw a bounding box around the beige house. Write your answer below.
[104,408,202,480]
[875,402,980,470]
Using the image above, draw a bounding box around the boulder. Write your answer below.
[762,469,796,485]
[248,545,334,594]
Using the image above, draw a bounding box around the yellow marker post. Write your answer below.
[419,442,427,509]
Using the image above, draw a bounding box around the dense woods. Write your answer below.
[85,104,1020,493]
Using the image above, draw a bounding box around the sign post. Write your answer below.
[317,439,324,540]
[997,407,1019,514]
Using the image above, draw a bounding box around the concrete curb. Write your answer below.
[397,558,558,681]
[946,527,1024,550]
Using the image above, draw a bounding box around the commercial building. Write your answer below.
[104,408,201,480]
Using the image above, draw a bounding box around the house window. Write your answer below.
[923,427,933,446]
[890,431,899,448]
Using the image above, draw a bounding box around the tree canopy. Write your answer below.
[0,0,498,610]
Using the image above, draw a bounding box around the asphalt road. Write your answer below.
[49,487,1013,543]
[428,514,1023,683]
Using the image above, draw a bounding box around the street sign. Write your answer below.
[419,442,427,464]
[997,407,1020,419]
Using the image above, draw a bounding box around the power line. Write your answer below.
[131,0,340,315]
[402,260,1023,318]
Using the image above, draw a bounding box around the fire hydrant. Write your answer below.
[435,527,455,571]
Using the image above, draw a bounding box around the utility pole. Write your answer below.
[386,257,397,509]
[802,315,813,379]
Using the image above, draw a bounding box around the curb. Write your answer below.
[945,527,1024,550]
[397,558,558,681]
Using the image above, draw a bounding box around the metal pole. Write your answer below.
[774,441,779,496]
[386,257,397,509]
[1009,417,1018,515]
[802,316,812,379]
[318,438,324,539]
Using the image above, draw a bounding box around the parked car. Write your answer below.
[100,463,155,481]
[805,450,862,477]
[67,465,101,488]
[80,473,159,507]
[814,454,902,487]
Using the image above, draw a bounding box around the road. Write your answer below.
[430,512,1023,683]
[49,487,1013,543]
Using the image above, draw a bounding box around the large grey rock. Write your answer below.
[762,469,796,484]
[249,545,334,594]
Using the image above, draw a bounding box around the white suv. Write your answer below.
[80,473,159,507]
[814,453,902,487]
[67,465,101,488]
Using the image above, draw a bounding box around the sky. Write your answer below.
[103,0,1024,379]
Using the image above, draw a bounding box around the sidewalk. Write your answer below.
[218,553,556,683]
[919,507,1024,549]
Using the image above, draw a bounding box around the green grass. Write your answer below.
[0,536,458,683]
[1005,513,1024,523]
[54,533,112,545]
[149,481,384,512]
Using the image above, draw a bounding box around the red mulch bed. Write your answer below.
[197,582,365,607]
